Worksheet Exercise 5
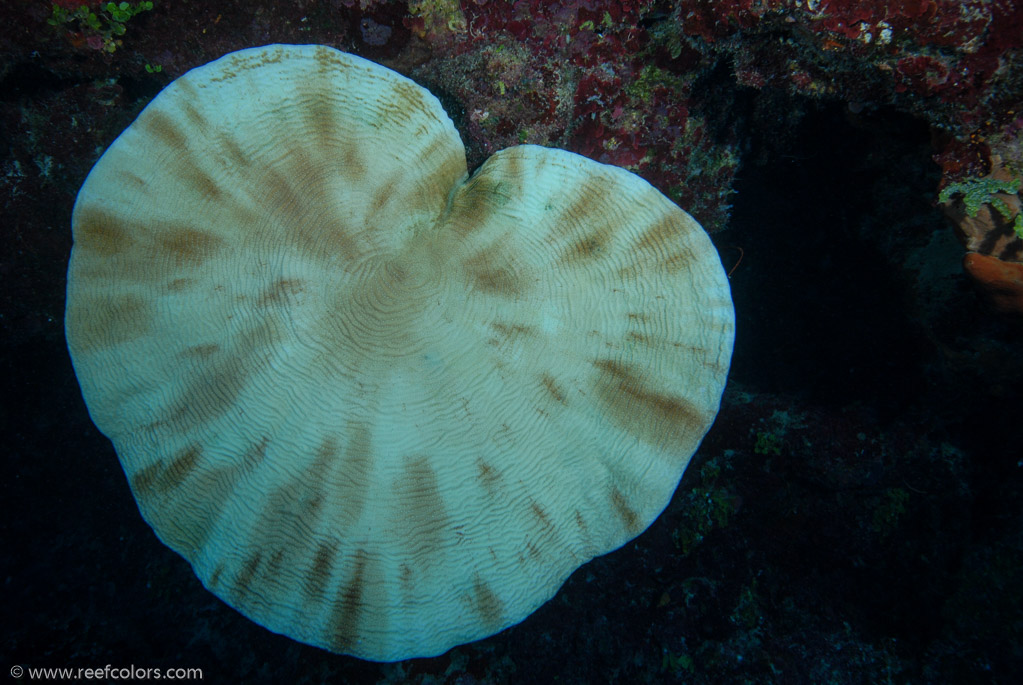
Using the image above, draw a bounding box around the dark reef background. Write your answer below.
[3,1,1022,683]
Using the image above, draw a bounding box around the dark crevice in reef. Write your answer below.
[0,61,81,102]
[726,100,938,421]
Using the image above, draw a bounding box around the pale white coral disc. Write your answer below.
[65,44,734,661]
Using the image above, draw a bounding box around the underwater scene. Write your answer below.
[3,1,1022,683]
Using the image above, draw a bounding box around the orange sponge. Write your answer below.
[963,252,1023,314]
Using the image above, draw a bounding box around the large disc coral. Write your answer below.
[65,44,734,661]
